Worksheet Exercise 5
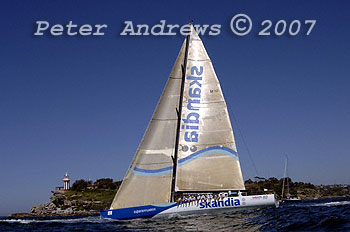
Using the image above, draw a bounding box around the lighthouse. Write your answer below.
[63,172,70,191]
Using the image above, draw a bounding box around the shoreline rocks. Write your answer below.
[9,178,120,218]
[10,190,102,218]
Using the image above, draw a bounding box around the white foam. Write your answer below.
[0,219,36,224]
[311,201,350,207]
[0,216,102,224]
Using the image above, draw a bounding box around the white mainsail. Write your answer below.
[111,25,245,210]
[175,26,245,191]
[110,41,186,209]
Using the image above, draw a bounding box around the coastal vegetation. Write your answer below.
[11,179,121,217]
[10,177,349,217]
[245,177,349,200]
[53,178,122,211]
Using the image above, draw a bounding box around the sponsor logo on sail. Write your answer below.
[182,65,203,145]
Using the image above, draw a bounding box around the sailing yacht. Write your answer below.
[101,23,278,220]
[281,156,301,202]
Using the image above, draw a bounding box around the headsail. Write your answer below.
[110,41,187,209]
[175,25,245,191]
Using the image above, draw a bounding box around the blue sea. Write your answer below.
[1,197,349,231]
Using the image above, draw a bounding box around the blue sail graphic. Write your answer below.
[133,146,238,176]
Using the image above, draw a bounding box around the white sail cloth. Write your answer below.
[110,42,186,209]
[175,26,245,191]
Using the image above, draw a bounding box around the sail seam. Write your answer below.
[188,59,210,61]
[181,101,225,104]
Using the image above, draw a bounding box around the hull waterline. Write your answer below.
[101,194,278,220]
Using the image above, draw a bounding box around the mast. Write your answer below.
[170,23,191,202]
[281,155,288,199]
[286,156,290,199]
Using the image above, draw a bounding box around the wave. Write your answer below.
[0,216,102,224]
[0,219,35,224]
[1,197,349,231]
[311,201,350,207]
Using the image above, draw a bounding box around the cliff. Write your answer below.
[10,178,120,217]
[29,189,117,216]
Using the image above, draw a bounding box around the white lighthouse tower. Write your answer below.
[63,172,70,191]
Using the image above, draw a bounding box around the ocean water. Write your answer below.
[1,197,349,231]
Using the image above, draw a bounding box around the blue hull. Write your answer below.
[100,203,177,220]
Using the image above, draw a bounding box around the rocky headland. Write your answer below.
[9,177,349,218]
[10,178,121,218]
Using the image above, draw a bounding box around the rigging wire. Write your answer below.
[224,91,260,178]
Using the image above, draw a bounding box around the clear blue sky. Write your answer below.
[1,0,349,216]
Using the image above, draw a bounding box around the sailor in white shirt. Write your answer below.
[200,194,206,203]
[196,195,201,205]
[177,197,182,207]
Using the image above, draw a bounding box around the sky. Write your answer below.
[0,0,349,216]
